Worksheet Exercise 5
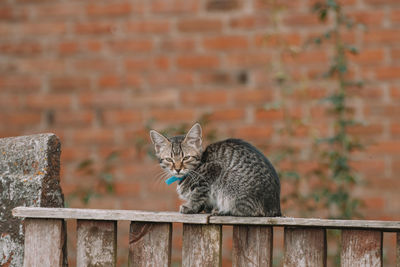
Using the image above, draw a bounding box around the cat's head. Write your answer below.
[150,123,203,178]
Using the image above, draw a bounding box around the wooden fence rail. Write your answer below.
[13,207,400,267]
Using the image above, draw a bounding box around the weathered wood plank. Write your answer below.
[182,224,222,267]
[341,229,382,267]
[76,220,117,267]
[23,218,65,267]
[13,207,209,224]
[283,227,326,267]
[397,232,400,267]
[209,216,400,231]
[232,225,272,267]
[128,222,172,267]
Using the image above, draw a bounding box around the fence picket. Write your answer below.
[283,227,326,267]
[341,229,382,267]
[128,222,172,267]
[76,220,117,267]
[23,218,65,267]
[182,224,222,267]
[232,225,272,267]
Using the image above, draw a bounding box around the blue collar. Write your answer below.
[165,176,185,185]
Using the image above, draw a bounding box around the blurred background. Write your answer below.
[1,0,399,266]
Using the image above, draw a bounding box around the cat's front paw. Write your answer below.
[179,205,196,214]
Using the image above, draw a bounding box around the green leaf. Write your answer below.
[77,159,93,170]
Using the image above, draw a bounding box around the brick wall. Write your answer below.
[1,0,399,265]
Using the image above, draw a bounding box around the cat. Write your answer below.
[150,123,281,217]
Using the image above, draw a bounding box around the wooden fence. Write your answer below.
[13,207,400,267]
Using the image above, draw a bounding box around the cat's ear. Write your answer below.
[184,123,202,150]
[150,130,170,155]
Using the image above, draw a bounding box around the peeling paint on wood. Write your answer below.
[232,225,272,267]
[128,222,172,267]
[182,224,222,267]
[77,220,117,267]
[283,227,326,267]
[341,229,382,267]
[23,219,65,267]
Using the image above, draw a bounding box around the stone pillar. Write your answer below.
[0,133,67,266]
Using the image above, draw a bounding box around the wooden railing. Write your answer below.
[13,207,400,267]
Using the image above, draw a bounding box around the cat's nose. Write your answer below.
[175,168,181,174]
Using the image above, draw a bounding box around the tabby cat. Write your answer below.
[150,123,281,216]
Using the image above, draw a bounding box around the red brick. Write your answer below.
[34,3,83,19]
[363,29,400,44]
[0,42,42,56]
[0,75,41,92]
[348,10,384,25]
[86,2,140,17]
[363,197,385,210]
[203,35,248,50]
[150,109,195,122]
[209,108,245,122]
[390,123,400,137]
[350,160,385,176]
[374,66,400,80]
[148,72,194,87]
[124,20,170,34]
[108,39,153,53]
[0,6,28,20]
[0,112,41,127]
[75,22,116,35]
[283,12,323,27]
[390,87,400,99]
[367,141,400,154]
[18,22,67,35]
[176,55,220,70]
[114,182,141,195]
[151,0,199,14]
[73,59,117,73]
[79,92,130,108]
[283,50,328,64]
[72,129,115,145]
[131,90,179,107]
[103,110,142,125]
[50,76,91,92]
[181,90,228,105]
[392,9,400,24]
[348,49,384,64]
[235,125,273,140]
[177,18,222,33]
[255,109,284,121]
[230,15,270,29]
[232,89,273,105]
[160,38,196,52]
[226,52,271,67]
[125,56,169,71]
[25,94,72,110]
[348,124,383,137]
[56,111,94,127]
[255,33,302,47]
[364,104,400,118]
[364,0,399,5]
[15,58,66,73]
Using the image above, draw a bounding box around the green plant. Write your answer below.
[65,151,119,206]
[310,0,363,220]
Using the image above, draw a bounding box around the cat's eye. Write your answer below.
[183,156,191,161]
[164,158,173,162]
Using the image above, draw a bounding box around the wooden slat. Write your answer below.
[209,216,400,231]
[341,229,382,267]
[397,232,400,267]
[76,220,117,267]
[128,222,172,267]
[283,227,326,267]
[13,207,209,224]
[23,218,65,267]
[182,224,222,267]
[232,225,272,267]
